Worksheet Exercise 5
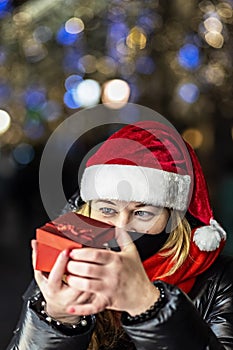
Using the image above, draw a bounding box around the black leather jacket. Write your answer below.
[6,254,233,350]
[6,194,233,350]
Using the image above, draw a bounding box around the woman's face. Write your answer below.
[90,200,169,234]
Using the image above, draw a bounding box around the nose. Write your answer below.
[112,211,135,231]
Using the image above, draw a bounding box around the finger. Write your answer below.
[47,249,70,290]
[67,298,108,316]
[67,260,106,279]
[69,248,112,264]
[74,292,94,305]
[66,275,103,293]
[34,269,48,290]
[31,239,37,269]
[115,228,136,253]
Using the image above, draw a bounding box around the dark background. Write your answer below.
[1,0,233,348]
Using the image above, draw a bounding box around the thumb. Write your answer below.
[31,239,37,269]
[115,228,137,253]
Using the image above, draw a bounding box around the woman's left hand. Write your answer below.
[66,228,160,316]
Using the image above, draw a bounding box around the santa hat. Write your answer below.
[80,120,226,252]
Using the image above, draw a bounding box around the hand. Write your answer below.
[31,240,94,323]
[65,228,160,316]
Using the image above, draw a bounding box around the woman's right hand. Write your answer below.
[31,239,93,324]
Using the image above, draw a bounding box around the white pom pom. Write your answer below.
[193,219,227,252]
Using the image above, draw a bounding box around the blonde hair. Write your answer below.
[158,210,192,277]
[77,203,192,349]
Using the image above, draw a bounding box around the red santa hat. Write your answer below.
[80,120,226,252]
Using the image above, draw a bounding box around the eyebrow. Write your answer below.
[94,200,117,206]
[94,200,149,208]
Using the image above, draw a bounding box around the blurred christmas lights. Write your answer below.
[0,0,231,164]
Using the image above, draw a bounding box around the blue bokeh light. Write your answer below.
[56,25,80,46]
[41,100,62,121]
[108,22,129,42]
[178,44,200,70]
[136,56,155,75]
[178,83,200,104]
[63,90,81,109]
[0,81,11,103]
[24,89,46,110]
[0,47,6,64]
[24,119,45,139]
[65,74,83,91]
[137,10,161,34]
[0,0,12,14]
[63,50,85,73]
[13,143,35,165]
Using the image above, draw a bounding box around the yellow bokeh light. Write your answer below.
[0,109,11,135]
[217,2,233,18]
[126,27,147,50]
[205,31,224,48]
[1,123,23,145]
[182,128,204,149]
[204,63,225,86]
[96,56,117,76]
[78,55,96,74]
[102,79,130,109]
[199,0,215,13]
[204,17,223,32]
[13,11,32,25]
[65,17,84,34]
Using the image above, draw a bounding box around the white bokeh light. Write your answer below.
[73,79,101,107]
[102,79,130,109]
[0,109,11,134]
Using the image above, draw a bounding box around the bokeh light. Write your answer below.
[0,109,11,134]
[12,143,35,165]
[56,25,80,46]
[182,128,204,149]
[64,74,83,91]
[205,31,224,48]
[74,79,101,107]
[96,56,117,76]
[65,17,84,34]
[178,83,200,103]
[78,55,97,74]
[136,56,155,74]
[102,79,130,109]
[217,2,233,19]
[126,26,147,50]
[24,88,46,110]
[23,119,45,140]
[33,25,53,43]
[203,63,225,86]
[64,90,81,109]
[41,100,62,121]
[0,80,11,103]
[204,17,223,33]
[178,44,200,70]
[0,0,12,17]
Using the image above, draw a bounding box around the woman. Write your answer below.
[7,120,233,350]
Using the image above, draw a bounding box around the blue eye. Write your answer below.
[100,207,116,215]
[135,210,154,218]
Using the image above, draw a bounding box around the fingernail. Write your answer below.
[69,250,74,258]
[62,249,70,258]
[68,307,76,314]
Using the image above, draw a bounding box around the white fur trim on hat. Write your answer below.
[80,164,191,211]
[193,219,227,251]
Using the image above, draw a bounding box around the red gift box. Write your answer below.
[36,212,115,272]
